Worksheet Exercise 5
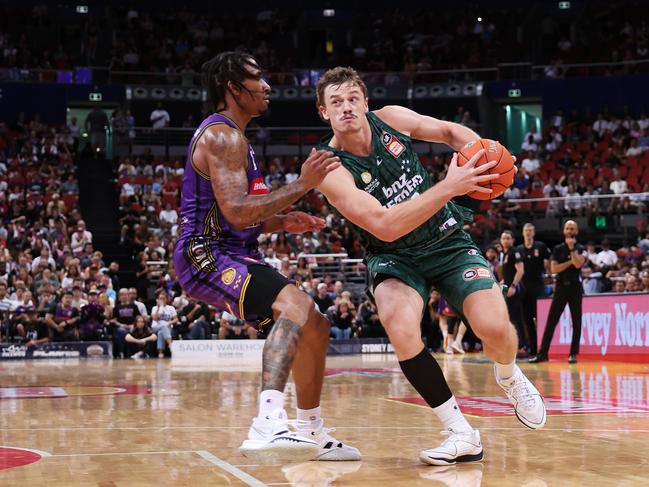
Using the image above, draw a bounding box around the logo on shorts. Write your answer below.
[221,267,237,285]
[463,267,491,281]
[467,249,478,255]
[438,217,458,232]
[361,171,372,184]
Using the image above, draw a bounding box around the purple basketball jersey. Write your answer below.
[173,113,270,319]
[176,113,269,254]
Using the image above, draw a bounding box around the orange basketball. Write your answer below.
[457,139,516,200]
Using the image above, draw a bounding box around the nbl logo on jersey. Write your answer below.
[381,131,405,157]
[249,177,269,195]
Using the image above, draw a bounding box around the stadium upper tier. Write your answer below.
[0,1,648,85]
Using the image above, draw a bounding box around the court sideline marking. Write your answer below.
[41,449,267,486]
[196,450,267,487]
[4,425,649,433]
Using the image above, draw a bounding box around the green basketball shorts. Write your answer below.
[366,229,497,315]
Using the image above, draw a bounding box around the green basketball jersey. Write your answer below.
[318,111,468,255]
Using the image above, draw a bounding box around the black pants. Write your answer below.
[521,283,544,355]
[539,281,583,356]
[126,340,157,358]
[506,291,526,350]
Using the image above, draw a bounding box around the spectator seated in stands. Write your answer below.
[125,315,157,359]
[218,311,258,339]
[355,298,385,338]
[17,307,50,348]
[177,297,212,340]
[331,299,355,340]
[44,290,79,341]
[78,290,107,341]
[313,283,334,315]
[641,271,649,292]
[151,291,178,357]
[109,288,140,357]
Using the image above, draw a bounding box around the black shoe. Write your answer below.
[568,354,577,364]
[529,354,548,363]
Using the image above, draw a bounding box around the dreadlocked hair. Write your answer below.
[201,51,259,112]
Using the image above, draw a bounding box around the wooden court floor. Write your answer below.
[1,353,649,486]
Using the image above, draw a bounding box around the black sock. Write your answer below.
[399,347,453,408]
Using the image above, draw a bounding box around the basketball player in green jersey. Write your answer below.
[315,67,547,466]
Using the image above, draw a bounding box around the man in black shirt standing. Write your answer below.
[516,223,551,358]
[498,231,525,354]
[84,106,109,154]
[531,220,586,364]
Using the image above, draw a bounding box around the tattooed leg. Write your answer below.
[291,308,330,409]
[262,316,303,392]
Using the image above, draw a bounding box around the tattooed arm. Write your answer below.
[196,125,340,230]
[261,316,303,391]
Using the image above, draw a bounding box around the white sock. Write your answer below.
[432,396,473,433]
[297,406,321,423]
[259,389,285,418]
[296,406,322,430]
[495,360,516,381]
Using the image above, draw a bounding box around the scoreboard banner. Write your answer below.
[537,293,649,361]
[0,341,112,360]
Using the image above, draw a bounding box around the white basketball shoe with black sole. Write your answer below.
[292,419,362,461]
[239,408,319,462]
[419,428,483,466]
[495,364,547,429]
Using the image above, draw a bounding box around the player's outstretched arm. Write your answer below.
[198,125,340,230]
[374,105,479,150]
[318,150,497,242]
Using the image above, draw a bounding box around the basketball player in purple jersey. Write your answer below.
[173,52,360,462]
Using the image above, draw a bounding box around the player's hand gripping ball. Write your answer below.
[457,139,516,200]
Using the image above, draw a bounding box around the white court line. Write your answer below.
[196,450,267,487]
[4,425,649,433]
[48,450,197,457]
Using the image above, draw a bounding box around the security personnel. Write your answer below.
[531,220,586,364]
[498,230,525,353]
[516,223,551,358]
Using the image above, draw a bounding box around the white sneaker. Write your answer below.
[419,429,483,466]
[451,340,465,354]
[130,351,145,360]
[292,419,362,461]
[239,408,319,462]
[495,364,547,429]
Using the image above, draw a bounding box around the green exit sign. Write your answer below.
[508,89,521,98]
[559,1,571,9]
[89,92,102,101]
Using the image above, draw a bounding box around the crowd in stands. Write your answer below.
[3,104,649,356]
[110,106,649,354]
[2,2,649,84]
[468,109,649,240]
[0,117,234,358]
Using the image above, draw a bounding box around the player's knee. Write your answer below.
[272,287,312,325]
[472,311,511,343]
